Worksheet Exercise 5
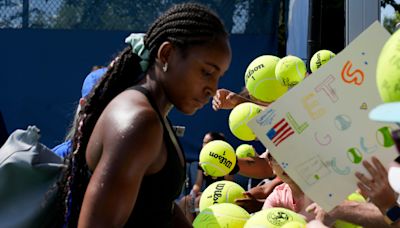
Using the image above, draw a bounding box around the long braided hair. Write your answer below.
[55,2,228,226]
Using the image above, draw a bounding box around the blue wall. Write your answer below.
[0,29,277,161]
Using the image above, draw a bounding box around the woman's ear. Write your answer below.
[157,41,173,65]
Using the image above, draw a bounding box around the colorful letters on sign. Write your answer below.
[249,22,398,211]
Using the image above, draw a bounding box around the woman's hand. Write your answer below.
[306,203,336,226]
[212,89,243,111]
[235,192,264,213]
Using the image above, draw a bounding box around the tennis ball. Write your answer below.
[236,144,256,158]
[275,55,307,87]
[310,50,336,73]
[334,192,366,228]
[199,140,236,177]
[376,29,400,102]
[244,207,306,228]
[199,180,246,211]
[245,55,288,102]
[193,203,250,228]
[229,102,263,141]
[347,192,366,202]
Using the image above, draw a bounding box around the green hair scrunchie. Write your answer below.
[125,33,150,72]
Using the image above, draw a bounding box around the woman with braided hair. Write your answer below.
[55,3,231,227]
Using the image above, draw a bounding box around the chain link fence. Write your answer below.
[0,0,285,34]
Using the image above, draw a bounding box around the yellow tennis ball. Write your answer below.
[236,144,256,158]
[244,207,306,228]
[229,102,263,141]
[199,180,246,211]
[334,192,366,228]
[377,29,400,102]
[199,140,236,177]
[347,192,366,202]
[193,203,250,228]
[245,55,288,102]
[275,55,307,87]
[310,50,336,73]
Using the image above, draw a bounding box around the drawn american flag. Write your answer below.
[266,118,294,146]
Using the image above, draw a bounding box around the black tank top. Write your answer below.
[125,86,186,227]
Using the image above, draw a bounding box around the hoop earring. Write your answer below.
[162,62,168,72]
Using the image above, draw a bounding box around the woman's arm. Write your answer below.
[78,105,164,227]
[171,202,193,228]
[192,169,204,195]
[212,88,270,111]
[235,178,282,213]
[329,201,393,228]
[237,156,274,179]
[307,201,395,228]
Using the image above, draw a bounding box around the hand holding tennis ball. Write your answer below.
[334,192,366,228]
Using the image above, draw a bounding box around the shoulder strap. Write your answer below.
[130,86,186,167]
[130,86,163,120]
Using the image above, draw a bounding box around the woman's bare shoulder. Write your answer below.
[98,90,164,160]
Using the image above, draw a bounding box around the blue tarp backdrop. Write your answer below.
[0,29,277,161]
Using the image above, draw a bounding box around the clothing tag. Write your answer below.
[173,126,185,137]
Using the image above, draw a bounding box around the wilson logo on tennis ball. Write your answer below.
[212,183,225,204]
[199,140,236,177]
[199,181,245,212]
[314,53,323,68]
[208,151,233,168]
[245,63,264,81]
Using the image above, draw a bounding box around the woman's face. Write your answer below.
[162,36,232,115]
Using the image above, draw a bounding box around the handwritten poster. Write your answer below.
[248,21,398,211]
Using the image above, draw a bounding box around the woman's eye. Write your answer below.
[202,69,213,77]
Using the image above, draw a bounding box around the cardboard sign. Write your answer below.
[248,21,398,211]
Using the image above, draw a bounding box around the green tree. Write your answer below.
[381,0,400,33]
[54,0,233,31]
[383,8,400,33]
[53,0,283,35]
[0,0,20,28]
[30,8,52,28]
[54,0,158,30]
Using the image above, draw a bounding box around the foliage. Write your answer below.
[382,0,400,12]
[53,0,231,31]
[52,0,280,34]
[383,11,400,33]
[382,0,400,33]
[0,0,285,36]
